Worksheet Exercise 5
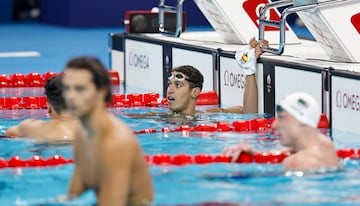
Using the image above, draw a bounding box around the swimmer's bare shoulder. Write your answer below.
[314,134,339,165]
[5,119,46,137]
[282,153,312,170]
[283,146,339,171]
[98,117,153,206]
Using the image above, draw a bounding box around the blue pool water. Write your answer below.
[0,107,360,205]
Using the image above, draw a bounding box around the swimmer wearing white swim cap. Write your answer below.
[223,92,340,171]
[60,56,153,205]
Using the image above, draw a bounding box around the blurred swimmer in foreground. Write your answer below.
[60,56,153,205]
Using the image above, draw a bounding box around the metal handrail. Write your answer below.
[258,0,352,55]
[159,0,185,37]
[258,0,293,55]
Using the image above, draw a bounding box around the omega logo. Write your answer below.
[223,70,245,88]
[336,90,360,112]
[128,51,150,69]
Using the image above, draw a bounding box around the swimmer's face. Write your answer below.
[272,111,302,147]
[167,72,200,115]
[62,68,104,118]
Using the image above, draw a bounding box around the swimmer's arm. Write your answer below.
[206,74,258,114]
[126,111,168,118]
[50,165,84,203]
[97,135,134,206]
[5,125,21,137]
[222,38,265,115]
[223,142,256,162]
[243,74,258,114]
[68,165,86,197]
[206,106,244,114]
[5,119,38,137]
[68,136,86,198]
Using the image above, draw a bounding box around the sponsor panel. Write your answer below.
[172,48,215,92]
[331,76,360,133]
[125,39,163,94]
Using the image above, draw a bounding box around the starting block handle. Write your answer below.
[262,46,284,55]
[158,0,185,37]
[259,0,350,55]
[258,0,293,55]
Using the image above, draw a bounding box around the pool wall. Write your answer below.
[110,33,360,134]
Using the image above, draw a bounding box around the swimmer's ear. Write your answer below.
[191,87,201,99]
[98,87,108,102]
[48,105,52,114]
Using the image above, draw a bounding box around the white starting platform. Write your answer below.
[110,0,360,134]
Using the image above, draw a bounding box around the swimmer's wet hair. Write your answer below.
[65,56,112,103]
[44,75,67,113]
[172,65,204,91]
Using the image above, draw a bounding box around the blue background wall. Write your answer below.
[0,0,12,23]
[38,0,210,27]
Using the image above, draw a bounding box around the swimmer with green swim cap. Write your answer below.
[223,92,340,171]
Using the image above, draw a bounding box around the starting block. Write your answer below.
[158,0,300,44]
[259,0,360,61]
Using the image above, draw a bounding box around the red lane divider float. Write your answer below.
[161,91,219,106]
[0,116,328,138]
[0,115,329,139]
[0,155,73,168]
[0,148,359,169]
[135,119,274,134]
[0,96,49,110]
[0,71,120,88]
[0,90,221,110]
[165,152,288,165]
[134,114,329,134]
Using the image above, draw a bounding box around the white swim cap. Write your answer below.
[278,92,321,128]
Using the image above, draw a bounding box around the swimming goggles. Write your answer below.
[276,105,285,112]
[168,73,198,85]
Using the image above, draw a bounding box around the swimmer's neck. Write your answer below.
[170,107,196,117]
[80,105,111,139]
[51,112,74,121]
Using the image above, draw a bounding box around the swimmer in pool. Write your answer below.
[126,65,205,124]
[126,65,204,121]
[223,92,340,171]
[129,38,268,120]
[5,75,78,141]
[166,65,204,118]
[61,57,153,205]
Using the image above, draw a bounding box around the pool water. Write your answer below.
[1,108,360,205]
